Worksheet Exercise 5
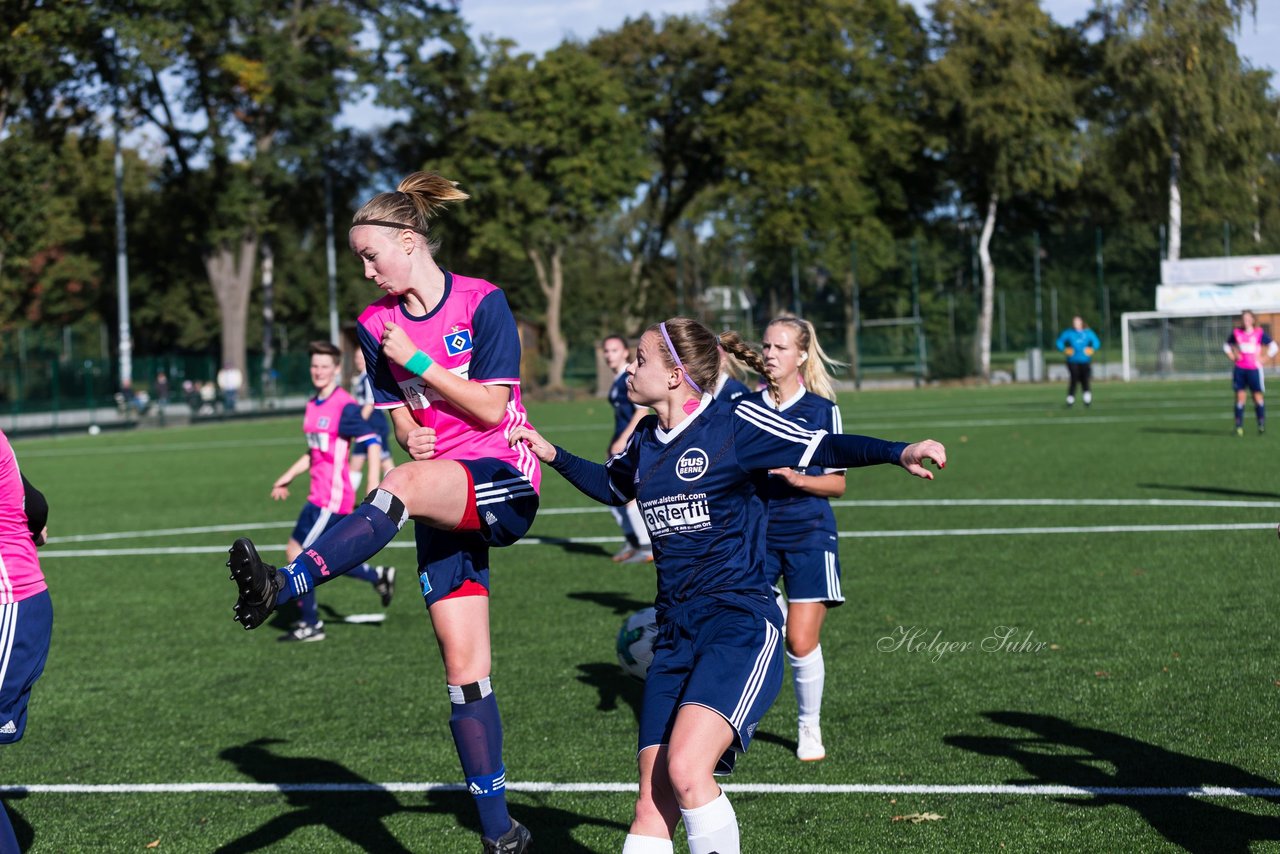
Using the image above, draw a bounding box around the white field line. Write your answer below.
[8,404,1229,459]
[1,782,1277,797]
[36,523,1280,559]
[42,497,1280,546]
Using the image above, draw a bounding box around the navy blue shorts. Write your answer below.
[765,546,845,606]
[354,437,392,461]
[290,501,344,548]
[415,458,538,608]
[639,597,783,774]
[0,590,52,744]
[1232,366,1264,393]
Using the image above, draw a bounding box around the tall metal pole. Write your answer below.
[676,240,685,315]
[911,237,924,387]
[111,34,133,389]
[1095,226,1105,348]
[324,168,340,346]
[1033,230,1043,350]
[790,246,800,315]
[851,241,861,390]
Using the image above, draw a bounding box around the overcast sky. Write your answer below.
[457,0,1278,74]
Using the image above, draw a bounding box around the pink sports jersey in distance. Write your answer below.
[1231,327,1270,370]
[0,430,47,604]
[304,386,371,514]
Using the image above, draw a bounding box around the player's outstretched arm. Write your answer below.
[898,440,947,480]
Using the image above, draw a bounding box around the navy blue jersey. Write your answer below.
[608,371,637,441]
[596,396,830,616]
[715,375,752,404]
[756,389,843,548]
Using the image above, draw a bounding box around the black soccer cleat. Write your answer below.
[374,565,396,608]
[482,817,531,854]
[227,537,285,630]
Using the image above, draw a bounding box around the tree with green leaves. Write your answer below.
[713,0,931,369]
[104,0,461,390]
[926,0,1081,379]
[588,13,727,328]
[447,43,646,390]
[1095,0,1261,261]
[0,2,103,334]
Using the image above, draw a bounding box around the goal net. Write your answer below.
[1120,310,1280,380]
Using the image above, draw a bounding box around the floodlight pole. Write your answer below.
[111,32,133,389]
[324,168,341,346]
[1033,230,1043,350]
[790,246,800,315]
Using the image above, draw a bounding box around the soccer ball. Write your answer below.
[616,607,658,681]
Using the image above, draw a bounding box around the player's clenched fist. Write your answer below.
[381,322,416,368]
[405,425,437,461]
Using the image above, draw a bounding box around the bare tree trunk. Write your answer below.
[976,193,998,381]
[1167,135,1182,262]
[204,232,258,393]
[528,244,568,391]
[842,267,858,381]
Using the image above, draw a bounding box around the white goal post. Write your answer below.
[1120,309,1280,381]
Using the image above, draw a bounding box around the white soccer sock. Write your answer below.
[682,791,739,854]
[1083,391,1092,405]
[625,501,651,548]
[622,834,675,854]
[1066,394,1075,405]
[788,645,825,727]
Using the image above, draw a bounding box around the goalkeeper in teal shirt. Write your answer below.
[1056,316,1101,407]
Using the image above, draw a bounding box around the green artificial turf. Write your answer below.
[6,380,1278,852]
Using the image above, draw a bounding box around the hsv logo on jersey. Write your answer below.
[317,416,330,429]
[675,447,710,482]
[444,326,473,357]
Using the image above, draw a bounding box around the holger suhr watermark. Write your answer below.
[877,626,1052,663]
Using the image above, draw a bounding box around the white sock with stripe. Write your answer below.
[789,645,825,727]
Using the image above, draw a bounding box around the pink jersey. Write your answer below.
[1230,327,1272,370]
[356,272,541,493]
[0,430,47,604]
[304,386,372,514]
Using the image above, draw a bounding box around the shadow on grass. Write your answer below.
[567,591,652,617]
[946,711,1280,853]
[1138,427,1236,437]
[417,790,630,853]
[216,738,417,853]
[1,792,33,852]
[532,537,614,559]
[1138,482,1280,499]
[575,661,644,718]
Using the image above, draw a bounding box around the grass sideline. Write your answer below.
[6,379,1280,852]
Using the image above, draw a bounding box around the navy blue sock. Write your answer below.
[1257,404,1266,428]
[1235,404,1245,428]
[449,679,511,841]
[275,490,408,606]
[345,562,379,583]
[0,799,18,854]
[298,590,318,625]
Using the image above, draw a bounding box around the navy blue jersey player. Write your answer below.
[757,315,850,762]
[603,334,653,563]
[510,317,946,854]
